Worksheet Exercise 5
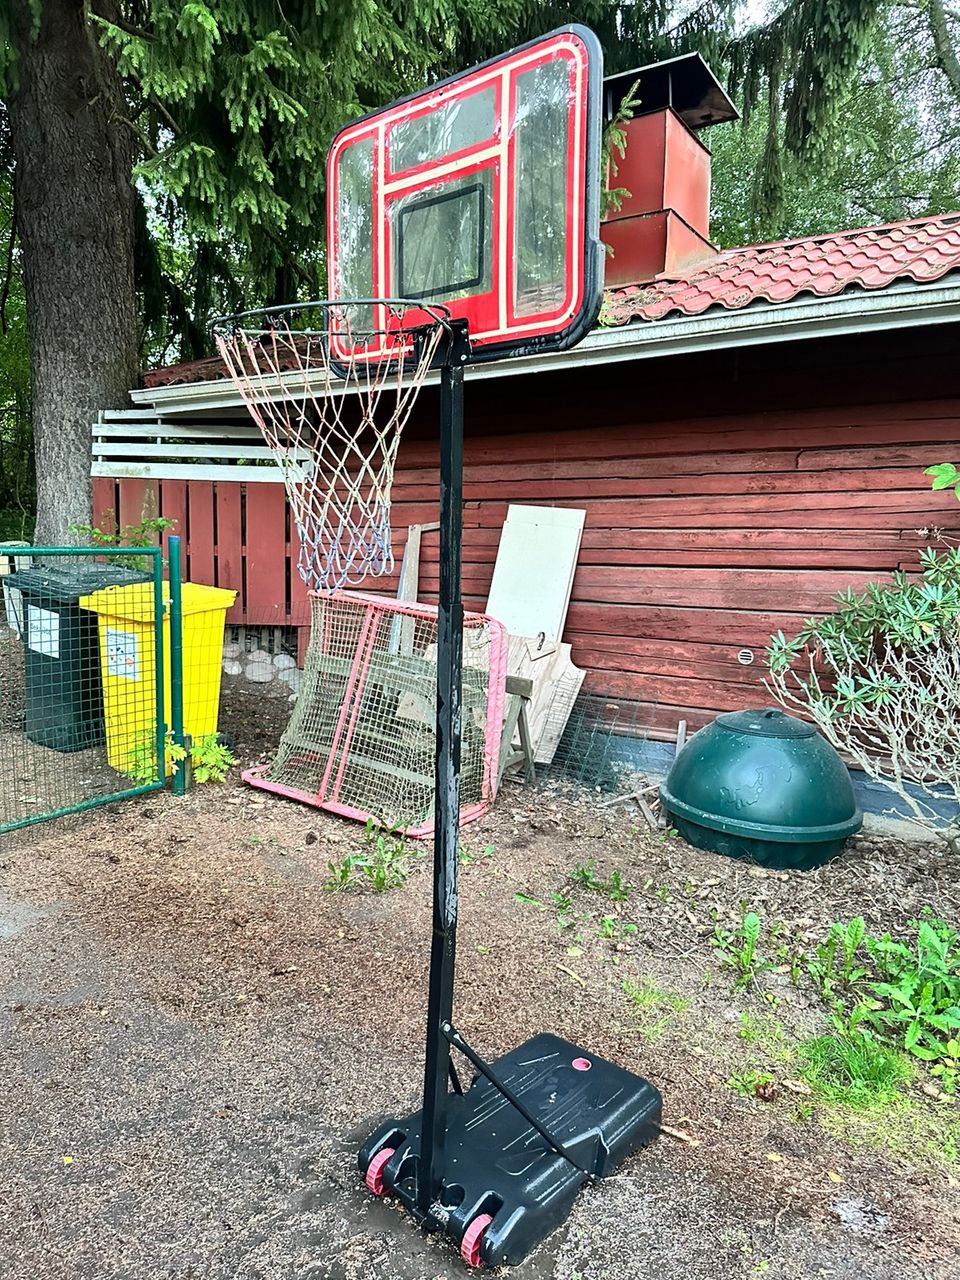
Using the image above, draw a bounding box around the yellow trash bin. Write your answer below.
[78,581,237,776]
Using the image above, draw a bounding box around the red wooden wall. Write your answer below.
[100,325,960,740]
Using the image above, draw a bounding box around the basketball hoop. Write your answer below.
[213,299,451,592]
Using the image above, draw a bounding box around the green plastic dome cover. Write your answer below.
[659,707,862,871]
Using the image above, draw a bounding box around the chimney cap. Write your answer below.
[604,52,738,131]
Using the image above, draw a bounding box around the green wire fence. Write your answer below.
[0,540,185,835]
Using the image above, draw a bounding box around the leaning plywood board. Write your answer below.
[505,634,586,766]
[486,505,585,643]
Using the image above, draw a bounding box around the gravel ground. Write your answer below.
[1,682,958,1279]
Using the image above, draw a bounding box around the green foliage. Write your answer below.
[0,155,33,527]
[189,733,236,783]
[767,508,960,837]
[568,860,635,901]
[606,870,633,902]
[728,0,883,220]
[128,732,183,786]
[861,913,960,1075]
[797,912,960,1095]
[808,917,870,1000]
[459,842,494,867]
[600,77,643,222]
[623,975,689,1041]
[926,462,960,501]
[713,908,773,987]
[728,1068,775,1099]
[596,915,638,945]
[716,4,960,241]
[127,730,234,786]
[324,819,419,893]
[768,543,960,688]
[569,859,606,892]
[70,515,175,571]
[798,1030,912,1110]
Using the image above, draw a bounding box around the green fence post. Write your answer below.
[152,545,167,792]
[168,534,187,796]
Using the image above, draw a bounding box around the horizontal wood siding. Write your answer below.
[391,390,960,738]
[103,330,960,737]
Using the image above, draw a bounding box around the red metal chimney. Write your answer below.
[601,54,738,287]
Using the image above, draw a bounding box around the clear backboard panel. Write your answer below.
[326,26,603,366]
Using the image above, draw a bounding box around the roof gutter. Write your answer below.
[130,278,960,416]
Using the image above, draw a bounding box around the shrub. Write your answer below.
[767,544,960,845]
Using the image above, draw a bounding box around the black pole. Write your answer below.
[418,326,467,1219]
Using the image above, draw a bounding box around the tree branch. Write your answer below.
[928,0,960,102]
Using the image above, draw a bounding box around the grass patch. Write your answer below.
[798,1031,912,1110]
[738,1011,794,1064]
[622,976,689,1042]
[816,1094,960,1171]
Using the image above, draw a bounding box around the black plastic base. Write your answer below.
[359,1033,662,1268]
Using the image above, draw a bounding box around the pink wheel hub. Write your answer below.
[461,1213,494,1268]
[364,1146,395,1196]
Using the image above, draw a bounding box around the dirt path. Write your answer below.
[0,767,957,1279]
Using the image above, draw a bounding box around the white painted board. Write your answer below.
[486,505,585,643]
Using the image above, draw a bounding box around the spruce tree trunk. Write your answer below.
[7,0,138,546]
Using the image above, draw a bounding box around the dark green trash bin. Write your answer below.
[6,563,149,753]
[659,707,863,871]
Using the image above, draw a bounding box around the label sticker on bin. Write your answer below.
[105,628,140,680]
[26,605,59,658]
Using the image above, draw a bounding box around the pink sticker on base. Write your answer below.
[572,1057,592,1071]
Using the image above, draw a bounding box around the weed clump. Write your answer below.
[798,1032,912,1110]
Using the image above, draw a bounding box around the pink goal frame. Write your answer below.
[242,591,508,838]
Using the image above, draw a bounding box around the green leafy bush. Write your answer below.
[807,912,960,1096]
[127,731,235,786]
[70,515,175,570]
[862,913,960,1088]
[767,540,960,842]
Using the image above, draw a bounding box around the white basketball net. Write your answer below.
[215,303,447,591]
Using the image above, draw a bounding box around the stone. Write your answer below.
[247,648,272,665]
[278,666,302,693]
[221,642,241,660]
[245,660,274,684]
[273,652,296,671]
[222,659,242,677]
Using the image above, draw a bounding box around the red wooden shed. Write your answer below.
[92,81,960,743]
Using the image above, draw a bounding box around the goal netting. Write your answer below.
[242,591,508,837]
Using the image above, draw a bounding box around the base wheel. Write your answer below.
[364,1146,395,1196]
[460,1213,493,1268]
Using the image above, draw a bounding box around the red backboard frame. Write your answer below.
[326,26,604,366]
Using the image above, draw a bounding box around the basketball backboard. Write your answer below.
[326,25,603,366]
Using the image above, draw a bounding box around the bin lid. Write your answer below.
[77,580,237,620]
[6,562,150,603]
[714,707,817,739]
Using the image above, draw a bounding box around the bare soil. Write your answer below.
[0,680,957,1280]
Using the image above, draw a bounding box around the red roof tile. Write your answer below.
[601,212,960,327]
[142,212,960,388]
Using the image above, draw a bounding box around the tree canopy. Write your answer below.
[1,0,959,538]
